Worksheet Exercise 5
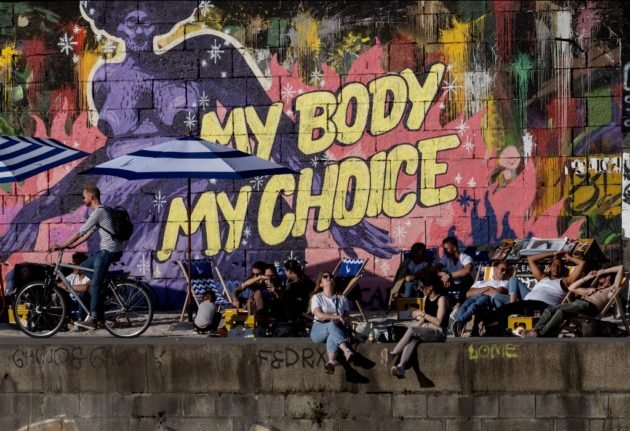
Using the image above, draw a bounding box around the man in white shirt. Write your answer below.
[452,261,511,336]
[437,236,474,309]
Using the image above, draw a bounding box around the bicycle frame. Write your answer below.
[49,250,126,318]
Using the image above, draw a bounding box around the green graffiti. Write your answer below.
[512,53,534,129]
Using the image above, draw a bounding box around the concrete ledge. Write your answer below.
[2,338,630,430]
[2,338,630,395]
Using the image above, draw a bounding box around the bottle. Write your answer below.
[368,323,375,343]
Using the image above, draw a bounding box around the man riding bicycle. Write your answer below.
[54,185,124,329]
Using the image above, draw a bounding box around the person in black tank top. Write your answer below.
[386,273,449,379]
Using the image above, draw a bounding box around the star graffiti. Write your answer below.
[197,91,210,109]
[136,254,151,275]
[463,137,474,154]
[442,77,461,97]
[199,1,214,16]
[393,222,407,242]
[377,260,390,277]
[454,172,463,185]
[72,24,81,34]
[456,190,475,213]
[58,33,77,55]
[249,176,266,191]
[207,39,225,64]
[455,119,469,136]
[184,112,197,130]
[466,177,477,188]
[153,190,167,213]
[281,83,296,101]
[310,68,323,86]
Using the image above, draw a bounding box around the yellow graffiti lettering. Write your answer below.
[332,83,370,145]
[401,65,446,130]
[333,158,370,226]
[505,344,518,359]
[296,90,338,155]
[467,344,519,360]
[294,63,446,154]
[258,174,296,245]
[245,102,283,160]
[417,135,460,206]
[200,107,250,153]
[369,75,408,136]
[157,186,251,260]
[292,166,338,235]
[383,144,418,218]
[157,192,220,261]
[366,151,387,217]
[216,186,252,252]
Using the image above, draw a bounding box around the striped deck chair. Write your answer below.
[178,259,231,322]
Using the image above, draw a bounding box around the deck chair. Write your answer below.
[332,257,368,320]
[562,273,630,336]
[178,259,231,322]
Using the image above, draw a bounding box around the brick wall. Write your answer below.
[0,1,626,310]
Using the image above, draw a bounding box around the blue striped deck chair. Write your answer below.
[178,259,231,309]
[332,258,369,298]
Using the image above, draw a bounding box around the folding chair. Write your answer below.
[332,257,368,321]
[563,273,630,336]
[177,259,231,323]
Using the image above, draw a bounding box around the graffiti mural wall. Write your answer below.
[0,1,625,309]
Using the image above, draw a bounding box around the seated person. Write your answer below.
[494,251,585,331]
[59,252,91,321]
[436,236,474,310]
[310,271,354,375]
[386,273,449,379]
[452,261,511,336]
[526,265,624,337]
[282,259,313,320]
[231,261,267,311]
[391,242,434,300]
[194,290,221,334]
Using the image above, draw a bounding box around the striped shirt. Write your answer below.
[79,206,124,253]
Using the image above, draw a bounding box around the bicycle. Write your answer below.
[13,250,154,338]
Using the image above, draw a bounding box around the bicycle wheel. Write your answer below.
[102,279,153,337]
[14,282,67,338]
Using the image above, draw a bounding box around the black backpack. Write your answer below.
[100,206,134,241]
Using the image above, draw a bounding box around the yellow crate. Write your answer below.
[396,298,424,320]
[8,304,28,325]
[224,308,255,329]
[507,316,539,331]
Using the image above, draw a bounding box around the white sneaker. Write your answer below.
[75,315,97,330]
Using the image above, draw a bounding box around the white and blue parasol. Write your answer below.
[0,136,89,183]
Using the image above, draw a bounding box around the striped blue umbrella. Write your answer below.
[79,136,297,320]
[0,136,89,183]
[79,136,295,179]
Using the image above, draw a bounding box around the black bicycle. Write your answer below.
[13,250,153,338]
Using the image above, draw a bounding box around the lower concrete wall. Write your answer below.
[1,338,630,430]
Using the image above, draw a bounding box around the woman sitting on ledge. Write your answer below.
[310,272,354,374]
[387,273,449,379]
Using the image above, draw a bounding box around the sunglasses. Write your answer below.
[321,274,332,279]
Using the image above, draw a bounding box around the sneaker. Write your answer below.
[343,349,354,363]
[75,315,97,330]
[452,320,465,337]
[324,361,336,374]
[390,365,405,379]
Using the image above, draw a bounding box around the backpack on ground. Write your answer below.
[100,206,134,241]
